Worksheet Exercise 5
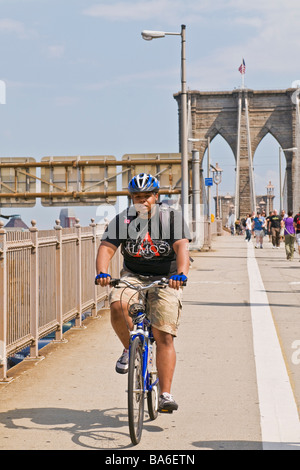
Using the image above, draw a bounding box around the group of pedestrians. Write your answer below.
[243,208,300,261]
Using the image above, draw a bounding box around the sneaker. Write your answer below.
[115,349,129,374]
[158,393,178,413]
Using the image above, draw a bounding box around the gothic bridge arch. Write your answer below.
[174,89,300,217]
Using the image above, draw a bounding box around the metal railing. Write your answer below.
[0,218,121,382]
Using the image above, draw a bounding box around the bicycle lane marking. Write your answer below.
[247,242,300,450]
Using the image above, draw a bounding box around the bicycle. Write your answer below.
[109,276,169,446]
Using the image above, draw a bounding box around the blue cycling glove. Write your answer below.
[95,272,111,284]
[169,272,188,283]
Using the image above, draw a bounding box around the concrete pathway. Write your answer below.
[0,234,299,451]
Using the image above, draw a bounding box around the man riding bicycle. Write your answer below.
[95,173,191,412]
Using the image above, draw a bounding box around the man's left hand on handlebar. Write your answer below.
[95,272,111,286]
[168,272,187,290]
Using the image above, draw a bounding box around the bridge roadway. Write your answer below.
[0,234,300,451]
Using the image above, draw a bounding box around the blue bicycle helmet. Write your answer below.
[128,173,160,194]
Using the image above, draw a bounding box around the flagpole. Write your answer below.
[239,59,245,89]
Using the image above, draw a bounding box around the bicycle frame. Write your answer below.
[129,312,158,395]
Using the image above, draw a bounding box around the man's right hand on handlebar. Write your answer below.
[95,272,111,286]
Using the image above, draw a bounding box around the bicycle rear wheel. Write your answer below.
[147,341,160,420]
[128,336,145,445]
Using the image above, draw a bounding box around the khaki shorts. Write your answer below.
[109,270,183,336]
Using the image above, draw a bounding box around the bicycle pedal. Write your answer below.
[158,408,173,414]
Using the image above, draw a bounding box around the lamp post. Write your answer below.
[188,137,211,248]
[279,147,297,212]
[266,180,275,214]
[141,25,189,226]
[211,163,223,219]
[188,138,201,249]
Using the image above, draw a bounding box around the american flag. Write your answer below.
[239,59,246,74]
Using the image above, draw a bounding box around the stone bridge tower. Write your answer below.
[174,88,300,217]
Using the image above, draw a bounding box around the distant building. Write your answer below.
[59,208,76,228]
[4,215,29,231]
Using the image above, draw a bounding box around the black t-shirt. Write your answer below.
[102,204,191,276]
[269,214,282,229]
[294,213,300,233]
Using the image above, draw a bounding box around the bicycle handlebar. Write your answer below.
[109,277,170,291]
[95,276,186,288]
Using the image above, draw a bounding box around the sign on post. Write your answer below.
[40,156,117,206]
[0,158,36,207]
[122,153,182,194]
[205,177,213,186]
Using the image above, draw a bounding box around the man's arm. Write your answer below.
[96,241,118,286]
[169,238,190,290]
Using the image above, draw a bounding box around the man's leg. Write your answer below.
[271,227,276,246]
[285,235,291,259]
[276,228,280,247]
[255,234,260,247]
[152,327,176,394]
[110,300,132,350]
[147,286,181,411]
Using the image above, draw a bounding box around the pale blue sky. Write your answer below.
[1,0,300,227]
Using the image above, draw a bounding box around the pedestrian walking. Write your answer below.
[245,213,252,242]
[266,210,273,243]
[235,218,241,235]
[280,210,287,242]
[252,211,266,249]
[280,209,287,220]
[283,210,295,260]
[293,208,300,261]
[262,210,267,237]
[269,209,282,248]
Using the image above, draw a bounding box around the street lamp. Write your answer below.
[279,147,297,212]
[141,30,182,40]
[141,25,189,226]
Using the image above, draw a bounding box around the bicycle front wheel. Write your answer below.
[128,336,145,445]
